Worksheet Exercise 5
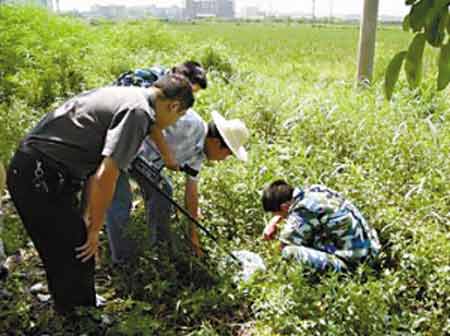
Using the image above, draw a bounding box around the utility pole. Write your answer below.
[329,0,333,20]
[356,0,380,85]
[312,0,316,21]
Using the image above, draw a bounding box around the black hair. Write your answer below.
[206,121,229,149]
[262,180,294,212]
[172,61,208,89]
[153,73,195,110]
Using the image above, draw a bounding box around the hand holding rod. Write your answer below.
[130,156,241,264]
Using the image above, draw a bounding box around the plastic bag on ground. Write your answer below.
[231,250,266,282]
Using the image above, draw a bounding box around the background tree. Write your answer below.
[385,0,450,99]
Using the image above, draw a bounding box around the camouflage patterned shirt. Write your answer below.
[279,185,381,262]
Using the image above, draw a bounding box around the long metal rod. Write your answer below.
[132,168,241,264]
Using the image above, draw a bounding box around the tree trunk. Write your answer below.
[357,0,380,85]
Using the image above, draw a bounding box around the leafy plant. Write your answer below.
[385,0,450,99]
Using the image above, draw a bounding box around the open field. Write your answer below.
[0,6,449,335]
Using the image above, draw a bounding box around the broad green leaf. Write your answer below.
[425,10,448,47]
[439,9,450,37]
[436,0,450,8]
[410,0,433,32]
[425,0,450,27]
[440,9,450,25]
[403,14,411,32]
[385,51,407,100]
[448,10,450,33]
[437,42,450,90]
[405,33,426,88]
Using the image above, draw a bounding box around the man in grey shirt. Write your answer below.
[6,74,194,314]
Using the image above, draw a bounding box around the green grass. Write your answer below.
[170,22,411,80]
[0,6,449,335]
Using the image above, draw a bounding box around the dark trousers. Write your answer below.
[6,149,95,314]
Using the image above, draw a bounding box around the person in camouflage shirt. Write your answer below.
[262,180,381,272]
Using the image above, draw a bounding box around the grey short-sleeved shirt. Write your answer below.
[25,86,155,179]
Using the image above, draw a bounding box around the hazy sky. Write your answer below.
[59,0,409,17]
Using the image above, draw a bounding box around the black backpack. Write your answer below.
[113,66,167,87]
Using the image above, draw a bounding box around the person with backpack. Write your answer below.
[106,61,250,261]
[114,61,206,93]
[6,73,194,314]
[261,180,381,272]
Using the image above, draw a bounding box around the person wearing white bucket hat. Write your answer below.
[106,108,250,262]
[210,111,249,162]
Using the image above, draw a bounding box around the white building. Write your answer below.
[184,0,234,19]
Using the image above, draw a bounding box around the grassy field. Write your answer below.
[0,6,449,335]
[170,22,411,79]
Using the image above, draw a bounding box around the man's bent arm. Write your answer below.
[149,126,179,170]
[76,157,120,262]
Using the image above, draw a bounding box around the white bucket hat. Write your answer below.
[211,111,249,162]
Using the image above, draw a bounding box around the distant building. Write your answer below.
[90,5,127,19]
[184,0,234,19]
[242,6,265,19]
[149,5,183,20]
[85,4,183,20]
